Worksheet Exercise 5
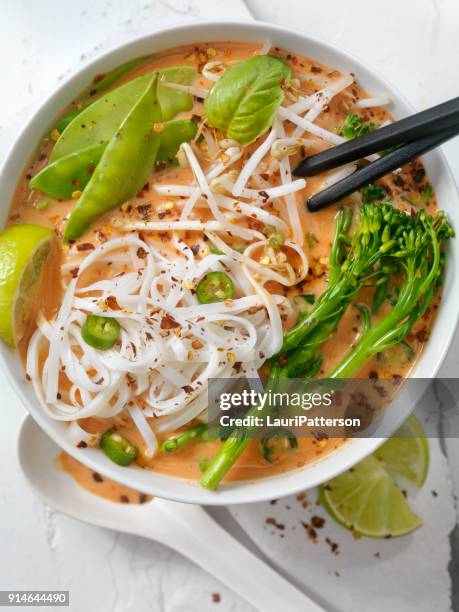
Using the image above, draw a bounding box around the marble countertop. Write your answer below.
[1,1,459,610]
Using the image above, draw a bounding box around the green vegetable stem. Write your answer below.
[161,423,208,452]
[199,206,453,490]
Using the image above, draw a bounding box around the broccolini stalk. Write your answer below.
[200,207,453,491]
[280,203,410,358]
[328,210,453,377]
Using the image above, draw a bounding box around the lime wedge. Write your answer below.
[373,415,429,487]
[0,224,54,347]
[320,415,427,538]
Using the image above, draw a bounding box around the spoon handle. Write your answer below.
[140,499,324,612]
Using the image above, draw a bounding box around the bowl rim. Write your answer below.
[1,19,458,505]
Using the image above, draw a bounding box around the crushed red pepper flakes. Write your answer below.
[92,472,103,483]
[266,517,285,530]
[77,440,88,449]
[105,295,121,310]
[325,537,340,555]
[160,314,180,330]
[76,242,95,252]
[211,593,221,603]
[310,515,325,529]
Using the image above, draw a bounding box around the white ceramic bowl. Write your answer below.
[1,21,458,505]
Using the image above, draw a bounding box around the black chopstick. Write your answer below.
[294,96,459,177]
[306,125,459,212]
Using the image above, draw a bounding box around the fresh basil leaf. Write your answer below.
[204,55,291,145]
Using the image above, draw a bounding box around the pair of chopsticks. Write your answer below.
[293,96,459,211]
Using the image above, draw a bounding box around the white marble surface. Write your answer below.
[1,1,459,611]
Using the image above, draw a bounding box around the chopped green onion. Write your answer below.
[422,185,433,205]
[263,224,285,250]
[100,429,138,466]
[196,272,235,304]
[362,183,386,204]
[338,114,377,139]
[208,242,224,255]
[198,458,211,472]
[82,314,121,350]
[306,232,318,248]
[161,423,207,452]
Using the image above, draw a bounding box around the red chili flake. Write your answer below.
[311,66,322,73]
[393,175,406,188]
[96,231,107,243]
[76,242,95,252]
[160,314,180,330]
[266,517,285,530]
[77,440,88,448]
[258,190,269,203]
[92,73,106,84]
[369,370,379,381]
[136,247,148,259]
[105,295,121,310]
[182,385,193,394]
[302,522,317,542]
[139,493,149,504]
[137,203,151,219]
[311,515,325,529]
[71,178,80,186]
[190,244,200,256]
[120,495,130,503]
[325,537,340,555]
[26,173,32,180]
[416,329,428,343]
[92,472,103,483]
[87,164,95,174]
[211,593,221,603]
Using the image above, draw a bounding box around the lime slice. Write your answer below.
[0,224,54,347]
[320,415,427,538]
[373,415,429,487]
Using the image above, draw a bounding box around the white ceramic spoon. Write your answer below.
[17,416,324,612]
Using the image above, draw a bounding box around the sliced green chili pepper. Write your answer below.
[260,428,298,463]
[64,75,161,241]
[196,272,235,304]
[82,314,120,350]
[100,429,138,466]
[161,423,207,452]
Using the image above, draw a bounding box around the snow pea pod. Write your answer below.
[31,119,197,199]
[157,119,197,162]
[63,74,161,241]
[50,56,152,136]
[30,143,105,199]
[157,66,196,121]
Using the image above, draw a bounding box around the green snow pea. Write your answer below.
[50,67,196,163]
[157,66,196,121]
[30,143,105,199]
[204,55,291,145]
[49,56,152,136]
[31,119,197,199]
[63,74,161,241]
[157,119,197,163]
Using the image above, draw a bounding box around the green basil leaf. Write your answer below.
[204,55,291,145]
[63,75,162,241]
